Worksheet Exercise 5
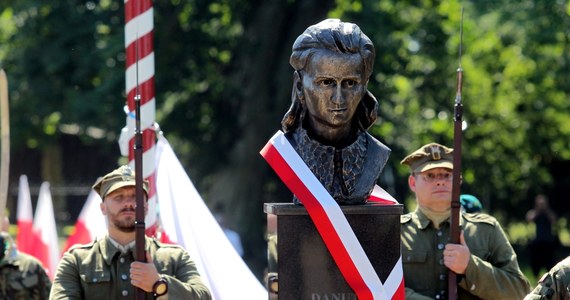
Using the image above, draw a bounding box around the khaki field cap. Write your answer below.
[92,165,149,199]
[401,143,454,173]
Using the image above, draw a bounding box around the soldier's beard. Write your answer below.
[110,208,136,233]
[115,219,136,233]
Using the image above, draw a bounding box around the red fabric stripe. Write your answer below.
[125,32,154,68]
[16,221,34,255]
[393,278,406,300]
[127,129,156,161]
[62,221,91,253]
[368,196,397,205]
[125,0,153,23]
[126,77,156,108]
[261,143,373,300]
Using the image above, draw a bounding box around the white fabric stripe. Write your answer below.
[125,53,155,94]
[142,144,156,178]
[269,132,389,299]
[384,256,403,297]
[125,99,156,133]
[371,185,397,202]
[124,8,154,48]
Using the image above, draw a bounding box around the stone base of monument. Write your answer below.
[264,202,403,300]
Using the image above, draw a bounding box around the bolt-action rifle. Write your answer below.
[133,34,146,300]
[448,7,464,300]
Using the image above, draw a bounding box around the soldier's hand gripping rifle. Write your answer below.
[448,7,464,300]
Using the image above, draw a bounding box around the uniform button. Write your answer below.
[439,274,446,280]
[435,295,441,299]
[92,278,98,283]
[120,257,125,263]
[438,243,444,250]
[439,258,444,265]
[122,290,128,296]
[437,231,443,236]
[121,274,128,280]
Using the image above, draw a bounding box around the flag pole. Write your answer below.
[124,0,158,237]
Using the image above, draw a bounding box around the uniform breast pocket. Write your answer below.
[402,250,430,291]
[403,250,427,264]
[81,270,112,299]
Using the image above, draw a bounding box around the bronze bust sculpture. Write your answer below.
[282,19,390,205]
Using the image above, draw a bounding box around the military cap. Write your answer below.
[92,165,149,199]
[400,143,453,173]
[460,194,483,213]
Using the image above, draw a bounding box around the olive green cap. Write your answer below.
[400,143,453,173]
[92,165,149,200]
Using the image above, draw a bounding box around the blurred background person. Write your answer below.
[214,205,244,257]
[0,216,51,299]
[460,194,483,213]
[526,194,559,278]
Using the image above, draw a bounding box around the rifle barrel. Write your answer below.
[449,7,465,300]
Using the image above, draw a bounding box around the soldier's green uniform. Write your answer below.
[50,235,210,300]
[0,249,51,299]
[401,209,530,299]
[525,256,570,300]
[400,143,530,299]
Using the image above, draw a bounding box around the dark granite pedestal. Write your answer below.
[264,202,403,300]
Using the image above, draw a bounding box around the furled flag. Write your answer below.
[154,135,267,300]
[16,175,37,255]
[31,182,60,279]
[62,190,107,253]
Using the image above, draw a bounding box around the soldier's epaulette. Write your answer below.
[400,213,413,224]
[462,213,497,226]
[67,240,97,253]
[151,238,184,250]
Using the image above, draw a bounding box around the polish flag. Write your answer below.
[16,175,36,255]
[62,190,107,253]
[155,135,267,300]
[31,182,60,279]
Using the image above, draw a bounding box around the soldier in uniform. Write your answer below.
[400,143,530,299]
[0,218,51,299]
[525,256,570,300]
[50,165,211,300]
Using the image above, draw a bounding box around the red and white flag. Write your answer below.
[155,135,266,300]
[31,182,60,279]
[62,190,107,253]
[16,175,37,255]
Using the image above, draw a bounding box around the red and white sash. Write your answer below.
[260,131,405,300]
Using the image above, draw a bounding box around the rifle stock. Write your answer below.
[134,91,146,300]
[448,7,464,300]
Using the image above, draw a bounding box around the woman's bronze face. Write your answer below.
[300,49,367,142]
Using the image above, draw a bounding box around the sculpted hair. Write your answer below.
[281,19,378,132]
